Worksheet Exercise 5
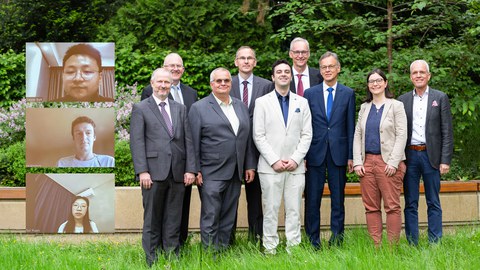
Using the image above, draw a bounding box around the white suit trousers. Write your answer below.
[259,172,305,251]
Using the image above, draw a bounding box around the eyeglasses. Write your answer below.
[63,70,99,80]
[214,79,231,84]
[367,78,384,84]
[291,50,309,56]
[164,64,184,69]
[320,65,337,71]
[237,56,255,62]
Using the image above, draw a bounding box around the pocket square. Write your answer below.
[432,100,438,107]
[295,108,301,113]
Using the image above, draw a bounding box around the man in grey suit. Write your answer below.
[189,67,256,252]
[130,68,196,266]
[141,52,198,247]
[398,60,453,245]
[230,46,271,243]
[289,37,323,96]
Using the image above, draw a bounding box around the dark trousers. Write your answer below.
[179,184,192,246]
[305,148,346,247]
[230,173,263,244]
[200,174,241,251]
[404,149,442,245]
[142,175,185,265]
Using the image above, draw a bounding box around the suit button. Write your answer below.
[380,130,383,133]
[381,141,384,144]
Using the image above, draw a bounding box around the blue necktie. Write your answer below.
[327,87,334,121]
[281,96,288,126]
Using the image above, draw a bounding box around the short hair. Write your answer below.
[410,59,430,73]
[163,53,183,66]
[235,46,256,59]
[365,68,394,102]
[63,44,102,70]
[271,59,291,76]
[210,67,231,82]
[71,116,96,137]
[150,68,173,82]
[290,37,310,51]
[319,51,340,68]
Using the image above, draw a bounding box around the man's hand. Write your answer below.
[196,172,203,186]
[139,172,153,189]
[184,172,196,186]
[272,160,285,173]
[347,159,354,173]
[384,164,397,177]
[283,159,298,171]
[440,164,450,175]
[245,169,255,183]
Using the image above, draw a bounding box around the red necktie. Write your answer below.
[296,74,304,96]
[242,81,249,107]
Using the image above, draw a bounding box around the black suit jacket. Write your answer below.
[230,74,271,118]
[397,88,454,169]
[141,83,198,112]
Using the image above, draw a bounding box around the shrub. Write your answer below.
[0,50,25,108]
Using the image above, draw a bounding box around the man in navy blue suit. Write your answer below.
[303,51,355,248]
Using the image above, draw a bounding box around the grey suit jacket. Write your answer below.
[231,74,272,118]
[397,88,454,169]
[141,83,198,112]
[188,94,256,181]
[130,96,196,182]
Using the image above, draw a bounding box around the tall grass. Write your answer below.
[1,227,480,269]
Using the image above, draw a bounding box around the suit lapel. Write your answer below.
[170,101,180,137]
[380,99,392,127]
[426,88,435,127]
[317,85,327,119]
[267,91,286,128]
[208,94,236,135]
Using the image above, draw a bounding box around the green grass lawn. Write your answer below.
[1,227,480,269]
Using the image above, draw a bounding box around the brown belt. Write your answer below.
[409,144,426,151]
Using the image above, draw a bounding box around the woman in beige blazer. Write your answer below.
[353,68,407,246]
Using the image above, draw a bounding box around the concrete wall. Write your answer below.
[1,182,479,232]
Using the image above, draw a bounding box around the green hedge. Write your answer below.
[0,50,25,108]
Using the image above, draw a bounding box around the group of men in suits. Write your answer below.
[130,38,453,265]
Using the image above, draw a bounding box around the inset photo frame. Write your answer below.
[26,173,115,234]
[26,108,115,168]
[26,42,115,102]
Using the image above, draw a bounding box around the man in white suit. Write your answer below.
[253,59,312,255]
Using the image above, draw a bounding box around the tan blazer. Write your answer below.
[353,98,407,168]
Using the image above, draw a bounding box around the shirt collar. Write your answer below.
[323,82,338,92]
[292,67,309,77]
[212,93,232,106]
[239,74,254,84]
[275,90,289,100]
[413,86,430,97]
[152,94,170,106]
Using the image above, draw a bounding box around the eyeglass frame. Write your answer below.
[63,69,100,80]
[290,50,310,56]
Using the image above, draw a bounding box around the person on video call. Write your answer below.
[52,43,113,102]
[58,196,99,233]
[57,116,114,167]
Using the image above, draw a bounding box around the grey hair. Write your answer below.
[150,68,173,82]
[319,51,340,68]
[290,37,310,51]
[209,67,232,82]
[410,60,430,73]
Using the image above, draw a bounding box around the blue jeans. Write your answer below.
[404,149,442,245]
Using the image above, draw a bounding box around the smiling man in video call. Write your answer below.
[53,43,114,102]
[57,116,115,167]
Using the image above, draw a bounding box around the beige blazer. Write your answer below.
[253,90,312,174]
[353,98,407,168]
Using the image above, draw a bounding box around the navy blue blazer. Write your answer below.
[304,83,356,166]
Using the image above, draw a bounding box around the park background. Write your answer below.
[0,0,479,187]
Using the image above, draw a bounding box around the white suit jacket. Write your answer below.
[353,98,407,168]
[253,90,312,174]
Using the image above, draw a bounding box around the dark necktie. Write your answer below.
[159,102,173,137]
[281,96,288,126]
[296,74,304,96]
[326,87,334,121]
[242,81,249,107]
